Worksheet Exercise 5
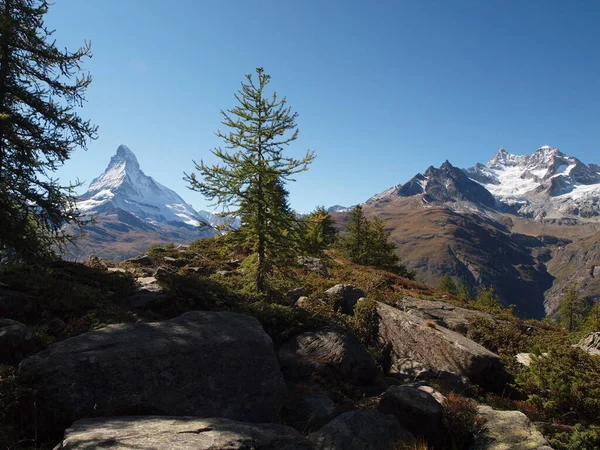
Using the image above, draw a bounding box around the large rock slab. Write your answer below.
[19,311,286,423]
[308,409,412,450]
[278,325,384,390]
[55,416,312,450]
[325,284,365,315]
[575,332,600,356]
[123,254,154,265]
[0,319,35,364]
[378,385,446,449]
[471,405,552,450]
[376,302,503,390]
[395,297,493,332]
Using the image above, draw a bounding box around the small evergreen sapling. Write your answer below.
[476,286,502,308]
[560,283,586,332]
[185,68,314,292]
[438,274,458,295]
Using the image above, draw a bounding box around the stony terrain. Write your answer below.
[0,237,572,449]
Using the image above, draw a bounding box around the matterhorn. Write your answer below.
[68,145,217,261]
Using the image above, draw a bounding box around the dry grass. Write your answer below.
[390,436,430,450]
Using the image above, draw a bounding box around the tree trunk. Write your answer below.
[255,97,266,293]
[256,221,266,292]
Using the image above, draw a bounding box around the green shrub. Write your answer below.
[0,261,136,321]
[467,317,524,354]
[515,347,600,426]
[244,302,325,345]
[351,298,379,345]
[547,424,600,450]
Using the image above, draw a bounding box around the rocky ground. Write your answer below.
[2,236,596,449]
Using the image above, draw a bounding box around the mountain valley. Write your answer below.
[333,146,600,319]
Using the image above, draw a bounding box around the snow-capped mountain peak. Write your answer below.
[78,145,210,227]
[466,146,600,219]
[86,145,141,195]
[488,147,523,168]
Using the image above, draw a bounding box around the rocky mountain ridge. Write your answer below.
[465,145,600,220]
[367,145,600,221]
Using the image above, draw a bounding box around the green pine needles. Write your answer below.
[342,205,414,278]
[0,0,98,261]
[560,283,586,332]
[185,68,315,292]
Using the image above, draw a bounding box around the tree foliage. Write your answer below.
[560,283,586,332]
[301,206,337,255]
[476,286,502,308]
[582,301,600,334]
[438,274,458,295]
[458,282,473,301]
[515,347,600,426]
[342,205,414,278]
[184,68,314,292]
[0,0,97,261]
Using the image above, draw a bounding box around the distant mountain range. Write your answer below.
[367,145,600,220]
[335,145,600,319]
[465,146,600,219]
[67,145,221,261]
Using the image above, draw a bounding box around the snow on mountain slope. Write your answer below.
[78,145,216,227]
[464,146,600,220]
[327,205,354,213]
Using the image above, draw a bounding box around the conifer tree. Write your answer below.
[365,216,404,273]
[476,286,502,308]
[0,0,97,260]
[439,274,458,295]
[582,302,600,333]
[560,283,586,332]
[457,282,473,301]
[302,206,337,255]
[342,206,414,278]
[185,68,314,292]
[343,205,370,264]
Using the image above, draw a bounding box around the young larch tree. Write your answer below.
[185,68,314,292]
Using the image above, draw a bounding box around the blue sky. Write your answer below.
[49,0,600,213]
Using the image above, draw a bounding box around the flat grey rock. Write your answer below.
[54,416,312,450]
[471,405,552,450]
